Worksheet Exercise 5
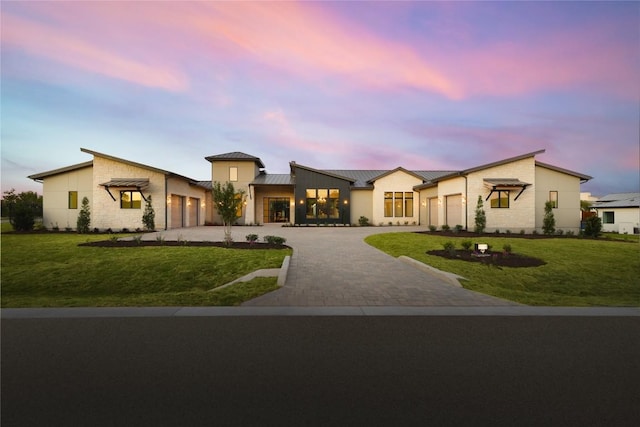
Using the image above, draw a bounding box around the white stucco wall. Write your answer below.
[350,189,373,225]
[535,165,583,233]
[166,176,207,229]
[41,166,93,230]
[598,208,640,234]
[253,186,295,224]
[210,160,259,225]
[370,171,421,225]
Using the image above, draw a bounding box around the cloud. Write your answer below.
[1,12,188,92]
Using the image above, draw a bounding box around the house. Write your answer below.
[592,193,640,234]
[29,148,592,233]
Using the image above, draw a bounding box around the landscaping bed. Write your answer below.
[426,249,545,268]
[79,240,291,249]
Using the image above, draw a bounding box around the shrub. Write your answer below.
[76,197,91,233]
[428,225,437,232]
[3,189,40,232]
[566,230,575,237]
[495,229,500,234]
[556,229,564,236]
[264,235,286,245]
[246,234,259,244]
[583,216,602,238]
[461,240,473,251]
[543,201,556,235]
[474,195,486,234]
[156,235,165,245]
[441,224,450,231]
[454,224,463,233]
[142,195,155,231]
[503,244,512,254]
[133,235,143,245]
[519,229,526,235]
[122,228,129,233]
[358,216,370,226]
[443,241,456,256]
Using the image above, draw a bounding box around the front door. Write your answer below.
[264,198,290,223]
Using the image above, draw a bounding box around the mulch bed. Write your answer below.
[79,241,291,249]
[417,230,557,239]
[427,249,546,268]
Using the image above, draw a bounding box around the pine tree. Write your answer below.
[76,197,91,233]
[543,201,556,235]
[474,195,486,234]
[142,195,155,231]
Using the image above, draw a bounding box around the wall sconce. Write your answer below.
[438,198,442,206]
[299,199,304,205]
[201,201,206,208]
[166,196,171,205]
[343,199,348,205]
[421,200,427,207]
[462,196,467,205]
[187,199,192,207]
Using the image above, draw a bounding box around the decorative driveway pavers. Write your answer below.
[147,225,520,307]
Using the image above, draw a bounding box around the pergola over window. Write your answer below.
[484,178,531,207]
[99,178,150,203]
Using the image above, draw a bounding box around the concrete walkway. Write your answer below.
[142,225,520,307]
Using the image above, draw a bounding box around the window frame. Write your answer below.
[549,191,558,209]
[68,191,78,209]
[229,167,238,182]
[120,190,142,209]
[490,190,510,208]
[603,211,615,224]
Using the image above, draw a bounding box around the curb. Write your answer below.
[209,255,291,291]
[398,256,465,287]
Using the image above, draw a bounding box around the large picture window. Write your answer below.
[120,191,142,209]
[384,191,414,217]
[306,188,340,219]
[490,190,510,208]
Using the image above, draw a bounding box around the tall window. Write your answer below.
[68,191,78,209]
[384,191,414,217]
[229,167,238,182]
[603,211,615,224]
[490,190,510,208]
[120,191,142,209]
[305,188,340,219]
[549,191,558,208]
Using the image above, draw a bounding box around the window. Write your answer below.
[229,167,238,182]
[235,193,243,217]
[120,191,142,209]
[603,211,615,224]
[490,190,510,208]
[549,191,558,208]
[68,191,78,209]
[384,191,414,217]
[305,188,341,219]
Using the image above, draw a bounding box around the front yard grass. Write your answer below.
[366,232,639,306]
[1,233,290,307]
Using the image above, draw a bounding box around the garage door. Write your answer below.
[188,198,199,227]
[171,195,183,228]
[446,195,462,227]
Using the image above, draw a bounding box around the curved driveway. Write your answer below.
[149,225,519,307]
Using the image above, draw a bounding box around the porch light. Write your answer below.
[343,199,348,205]
[166,196,171,205]
[299,199,304,205]
[421,200,427,207]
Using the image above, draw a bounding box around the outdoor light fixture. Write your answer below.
[343,199,348,205]
[299,199,304,204]
[475,243,488,253]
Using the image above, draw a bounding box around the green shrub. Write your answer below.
[443,241,456,255]
[543,201,556,235]
[583,216,602,238]
[142,195,155,231]
[264,235,286,245]
[358,216,370,226]
[428,225,437,232]
[246,234,259,244]
[503,243,512,254]
[454,224,463,233]
[474,195,486,234]
[461,240,473,251]
[76,197,91,233]
[441,224,450,231]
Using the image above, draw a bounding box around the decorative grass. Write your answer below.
[1,233,289,307]
[366,232,639,306]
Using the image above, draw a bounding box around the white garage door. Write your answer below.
[188,198,199,227]
[429,198,439,227]
[446,195,462,227]
[171,195,183,228]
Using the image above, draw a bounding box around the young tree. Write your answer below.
[76,197,91,233]
[2,189,42,231]
[474,195,486,234]
[211,181,245,245]
[583,215,602,238]
[543,201,556,235]
[142,195,155,231]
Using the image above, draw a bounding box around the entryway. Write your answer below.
[263,197,291,223]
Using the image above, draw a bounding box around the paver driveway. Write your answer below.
[149,225,519,306]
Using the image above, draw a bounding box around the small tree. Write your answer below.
[583,215,602,238]
[212,181,245,245]
[543,201,556,235]
[142,195,155,231]
[2,189,41,231]
[76,197,91,233]
[474,195,486,234]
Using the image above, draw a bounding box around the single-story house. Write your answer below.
[29,148,592,233]
[592,193,640,234]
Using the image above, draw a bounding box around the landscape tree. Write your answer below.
[76,197,91,233]
[142,195,155,231]
[583,215,602,238]
[2,189,42,231]
[474,195,486,234]
[211,181,245,245]
[543,201,556,235]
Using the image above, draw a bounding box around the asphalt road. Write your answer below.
[2,315,639,426]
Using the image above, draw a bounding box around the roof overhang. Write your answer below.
[484,178,531,201]
[99,178,150,202]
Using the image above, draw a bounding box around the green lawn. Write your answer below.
[366,233,639,306]
[1,233,290,307]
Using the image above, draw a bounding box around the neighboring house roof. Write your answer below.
[205,152,266,168]
[593,193,640,209]
[28,161,94,181]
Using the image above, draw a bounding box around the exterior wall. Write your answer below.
[166,176,207,229]
[41,166,93,229]
[371,171,421,225]
[416,187,438,226]
[598,208,640,234]
[293,167,351,225]
[253,185,295,224]
[91,157,167,230]
[535,165,582,233]
[467,157,537,232]
[350,189,373,225]
[434,176,466,229]
[210,160,260,225]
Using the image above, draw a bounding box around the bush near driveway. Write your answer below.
[366,232,639,306]
[1,233,291,307]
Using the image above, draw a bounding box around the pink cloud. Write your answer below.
[1,12,188,92]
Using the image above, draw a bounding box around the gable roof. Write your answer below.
[205,152,265,168]
[365,167,428,184]
[28,160,94,181]
[535,161,592,181]
[290,162,357,183]
[593,193,640,208]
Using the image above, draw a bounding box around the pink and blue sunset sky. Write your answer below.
[2,1,638,196]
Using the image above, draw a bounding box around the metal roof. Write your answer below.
[484,178,532,188]
[251,174,293,186]
[593,193,640,208]
[205,152,265,168]
[99,178,150,189]
[28,161,93,181]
